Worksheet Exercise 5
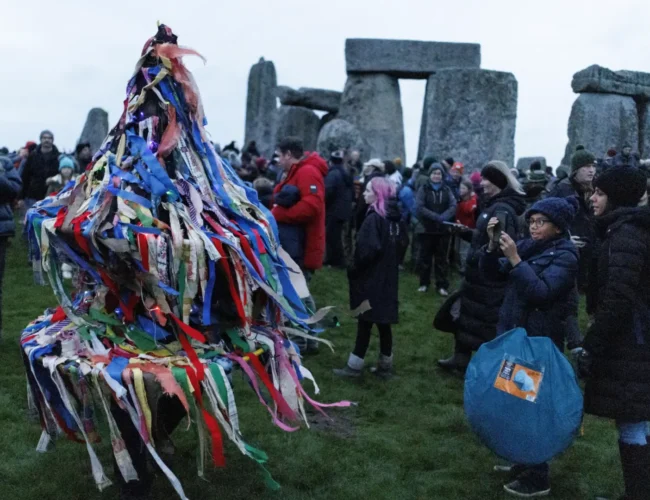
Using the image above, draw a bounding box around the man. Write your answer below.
[74,142,92,174]
[613,144,640,168]
[324,151,353,268]
[347,150,363,178]
[273,137,327,354]
[550,147,597,350]
[522,160,548,206]
[21,130,60,209]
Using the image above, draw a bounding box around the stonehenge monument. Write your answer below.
[78,108,109,155]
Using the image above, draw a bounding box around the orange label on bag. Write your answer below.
[494,360,543,403]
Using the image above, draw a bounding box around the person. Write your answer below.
[481,196,579,498]
[470,170,484,207]
[324,151,353,268]
[237,152,258,182]
[46,157,76,196]
[16,141,37,175]
[0,156,22,339]
[397,169,416,266]
[613,144,640,169]
[20,130,60,210]
[333,178,401,378]
[222,141,240,155]
[438,160,527,372]
[384,160,402,188]
[253,176,274,209]
[354,159,385,230]
[549,148,597,350]
[577,166,650,500]
[244,140,260,157]
[415,156,437,190]
[74,142,92,174]
[454,178,477,273]
[414,163,457,295]
[522,161,548,206]
[274,184,305,264]
[347,149,363,175]
[272,137,327,355]
[545,166,555,182]
[447,162,464,200]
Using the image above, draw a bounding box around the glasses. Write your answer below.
[528,218,550,229]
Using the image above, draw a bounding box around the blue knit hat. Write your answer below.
[526,196,579,233]
[59,156,75,172]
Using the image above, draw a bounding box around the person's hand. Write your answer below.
[487,217,499,240]
[576,349,593,379]
[499,232,520,266]
[571,235,587,249]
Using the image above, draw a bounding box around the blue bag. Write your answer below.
[464,328,583,464]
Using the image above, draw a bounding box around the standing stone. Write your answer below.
[276,86,342,113]
[639,102,650,158]
[244,58,277,159]
[338,74,405,162]
[345,39,481,78]
[562,93,638,165]
[572,65,650,99]
[274,106,321,153]
[419,69,518,170]
[78,108,109,155]
[516,157,547,172]
[316,119,369,160]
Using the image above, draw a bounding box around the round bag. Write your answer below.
[464,328,583,464]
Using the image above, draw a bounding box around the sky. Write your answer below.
[3,0,650,167]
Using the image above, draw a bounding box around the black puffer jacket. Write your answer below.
[549,177,596,291]
[21,145,60,200]
[584,207,650,421]
[325,163,353,222]
[456,188,527,350]
[348,199,401,325]
[0,157,22,237]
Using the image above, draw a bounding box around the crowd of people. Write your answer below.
[2,131,650,498]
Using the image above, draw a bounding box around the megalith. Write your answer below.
[338,74,405,161]
[276,86,342,113]
[316,119,369,160]
[639,102,650,157]
[561,93,638,165]
[274,106,321,153]
[78,108,109,155]
[572,65,650,99]
[419,69,518,169]
[345,39,481,78]
[244,58,278,158]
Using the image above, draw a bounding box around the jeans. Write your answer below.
[565,314,583,350]
[352,319,392,359]
[617,421,650,445]
[418,234,450,289]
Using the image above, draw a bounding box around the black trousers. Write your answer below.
[325,217,345,267]
[418,234,450,289]
[353,319,392,359]
[0,237,8,333]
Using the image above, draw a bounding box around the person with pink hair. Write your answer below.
[334,177,403,379]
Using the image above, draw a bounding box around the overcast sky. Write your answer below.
[3,0,649,167]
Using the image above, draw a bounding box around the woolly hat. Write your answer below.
[594,166,648,208]
[422,156,437,171]
[570,149,595,174]
[469,171,482,185]
[526,196,579,233]
[40,130,54,140]
[451,162,464,175]
[428,162,446,177]
[59,156,75,172]
[481,164,509,190]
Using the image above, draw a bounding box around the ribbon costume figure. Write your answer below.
[20,24,347,499]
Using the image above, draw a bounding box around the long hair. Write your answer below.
[369,177,396,217]
[485,160,525,195]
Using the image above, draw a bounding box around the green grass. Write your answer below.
[0,234,624,499]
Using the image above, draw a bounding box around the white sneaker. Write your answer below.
[438,288,449,297]
[417,286,428,293]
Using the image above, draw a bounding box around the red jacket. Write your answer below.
[272,152,328,270]
[456,193,478,229]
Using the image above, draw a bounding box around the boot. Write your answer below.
[333,353,364,378]
[437,352,470,373]
[619,441,650,500]
[369,354,394,380]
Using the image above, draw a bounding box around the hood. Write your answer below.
[299,152,328,177]
[385,197,401,222]
[598,206,650,234]
[518,234,578,262]
[485,187,527,216]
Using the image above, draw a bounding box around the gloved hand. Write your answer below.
[576,349,593,379]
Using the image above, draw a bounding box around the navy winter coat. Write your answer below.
[414,183,456,234]
[275,185,305,267]
[584,207,650,421]
[0,159,22,237]
[480,236,579,349]
[324,163,353,222]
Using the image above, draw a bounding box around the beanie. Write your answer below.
[481,165,508,190]
[526,196,579,233]
[428,162,446,178]
[59,156,75,172]
[571,149,595,174]
[594,166,648,208]
[470,171,482,185]
[451,162,464,175]
[40,130,54,140]
[422,156,436,171]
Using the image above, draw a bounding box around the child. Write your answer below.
[46,157,76,196]
[253,177,274,209]
[274,184,305,267]
[455,178,478,273]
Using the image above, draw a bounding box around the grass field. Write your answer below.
[0,233,624,499]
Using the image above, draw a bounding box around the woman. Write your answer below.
[414,163,457,295]
[438,160,527,372]
[334,177,401,379]
[579,166,650,500]
[454,178,477,273]
[481,196,580,498]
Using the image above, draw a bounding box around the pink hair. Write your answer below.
[369,177,396,217]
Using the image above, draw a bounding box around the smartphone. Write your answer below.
[492,212,508,244]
